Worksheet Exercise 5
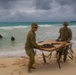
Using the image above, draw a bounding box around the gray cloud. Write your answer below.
[56,0,76,5]
[34,0,53,10]
[0,0,16,9]
[0,0,76,22]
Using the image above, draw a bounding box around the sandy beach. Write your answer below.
[0,48,76,75]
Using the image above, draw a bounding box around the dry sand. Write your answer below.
[0,49,76,75]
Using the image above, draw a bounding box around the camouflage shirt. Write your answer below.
[58,27,72,42]
[25,30,39,50]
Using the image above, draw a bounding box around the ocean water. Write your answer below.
[0,22,76,57]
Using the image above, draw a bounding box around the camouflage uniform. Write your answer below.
[57,22,72,62]
[58,27,72,42]
[25,23,39,72]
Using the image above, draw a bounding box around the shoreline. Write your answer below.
[0,48,76,57]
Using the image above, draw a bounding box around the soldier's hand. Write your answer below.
[67,41,70,43]
[67,39,71,43]
[39,46,44,50]
[56,39,59,41]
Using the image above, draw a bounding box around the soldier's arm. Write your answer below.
[69,29,72,41]
[30,34,40,49]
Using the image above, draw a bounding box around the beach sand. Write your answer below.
[0,49,76,75]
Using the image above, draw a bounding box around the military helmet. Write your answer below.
[31,22,38,28]
[63,21,68,26]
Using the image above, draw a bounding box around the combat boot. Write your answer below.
[28,68,31,73]
[31,67,36,69]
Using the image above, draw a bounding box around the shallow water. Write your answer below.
[0,22,76,57]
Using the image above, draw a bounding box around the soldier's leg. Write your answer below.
[63,46,68,62]
[26,49,35,72]
[28,51,35,72]
[56,49,63,61]
[56,50,62,69]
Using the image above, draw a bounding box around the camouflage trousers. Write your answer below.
[57,46,69,62]
[26,49,35,69]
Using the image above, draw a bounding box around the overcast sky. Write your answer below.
[0,0,76,22]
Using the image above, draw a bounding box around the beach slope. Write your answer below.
[0,49,76,75]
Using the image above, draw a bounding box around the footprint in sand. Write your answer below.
[12,70,22,75]
[0,64,9,68]
[13,69,19,72]
[10,72,13,75]
[19,71,22,75]
[12,58,27,67]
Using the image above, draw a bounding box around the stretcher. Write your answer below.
[37,40,73,69]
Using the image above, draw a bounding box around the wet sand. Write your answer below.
[0,48,76,75]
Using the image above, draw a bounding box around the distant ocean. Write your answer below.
[0,22,76,57]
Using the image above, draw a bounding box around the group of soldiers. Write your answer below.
[25,22,72,73]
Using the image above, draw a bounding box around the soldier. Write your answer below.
[56,21,72,62]
[0,34,3,38]
[11,36,15,41]
[25,22,40,73]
